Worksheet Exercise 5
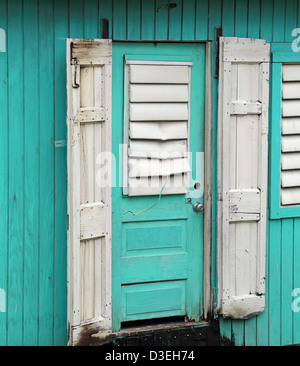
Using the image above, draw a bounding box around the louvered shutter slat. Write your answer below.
[129,121,188,140]
[282,118,300,135]
[129,65,189,84]
[130,103,188,121]
[130,84,189,102]
[128,139,188,159]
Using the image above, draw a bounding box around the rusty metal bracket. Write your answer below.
[72,62,80,89]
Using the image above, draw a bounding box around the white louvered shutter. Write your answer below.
[217,38,270,319]
[67,39,112,344]
[123,61,192,196]
[281,64,300,205]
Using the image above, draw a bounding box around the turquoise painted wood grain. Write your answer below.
[155,0,169,40]
[53,0,68,346]
[39,0,55,345]
[281,219,293,345]
[127,0,141,40]
[99,0,113,39]
[1,0,300,346]
[293,218,300,344]
[222,0,235,36]
[208,0,221,40]
[269,219,281,345]
[285,0,297,43]
[260,0,273,42]
[23,0,39,345]
[121,281,186,321]
[195,0,208,40]
[248,0,261,39]
[169,0,182,40]
[0,0,8,347]
[273,0,286,42]
[182,0,196,40]
[113,0,127,40]
[7,0,24,346]
[84,0,100,38]
[141,0,155,40]
[235,0,248,37]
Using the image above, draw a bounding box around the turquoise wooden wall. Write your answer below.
[0,0,300,346]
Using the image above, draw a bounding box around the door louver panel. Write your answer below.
[124,61,192,196]
[281,64,300,206]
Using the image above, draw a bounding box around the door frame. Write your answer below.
[66,39,213,344]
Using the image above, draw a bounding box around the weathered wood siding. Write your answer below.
[0,0,300,345]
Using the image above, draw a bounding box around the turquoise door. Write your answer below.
[112,42,205,331]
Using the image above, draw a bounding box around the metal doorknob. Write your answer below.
[193,202,204,212]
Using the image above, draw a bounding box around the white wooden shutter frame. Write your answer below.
[67,39,112,345]
[217,38,270,319]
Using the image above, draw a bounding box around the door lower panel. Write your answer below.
[121,281,186,322]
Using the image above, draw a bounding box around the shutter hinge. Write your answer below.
[70,42,80,88]
[215,27,222,79]
[72,61,80,89]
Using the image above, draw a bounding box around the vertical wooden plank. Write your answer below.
[80,66,95,321]
[231,320,245,346]
[53,0,68,346]
[94,66,104,318]
[155,0,168,40]
[195,0,208,40]
[235,0,248,37]
[168,0,182,41]
[273,0,285,42]
[69,0,84,38]
[260,0,273,42]
[269,219,281,346]
[23,0,39,346]
[84,0,99,38]
[285,0,297,43]
[248,0,261,39]
[127,0,141,40]
[219,318,232,344]
[99,0,113,39]
[141,0,155,40]
[244,317,257,346]
[7,0,24,346]
[66,40,81,336]
[293,218,300,344]
[111,43,124,331]
[256,219,269,346]
[113,0,127,40]
[0,0,8,347]
[208,0,221,40]
[182,0,195,40]
[281,218,293,345]
[38,0,55,346]
[222,0,235,37]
